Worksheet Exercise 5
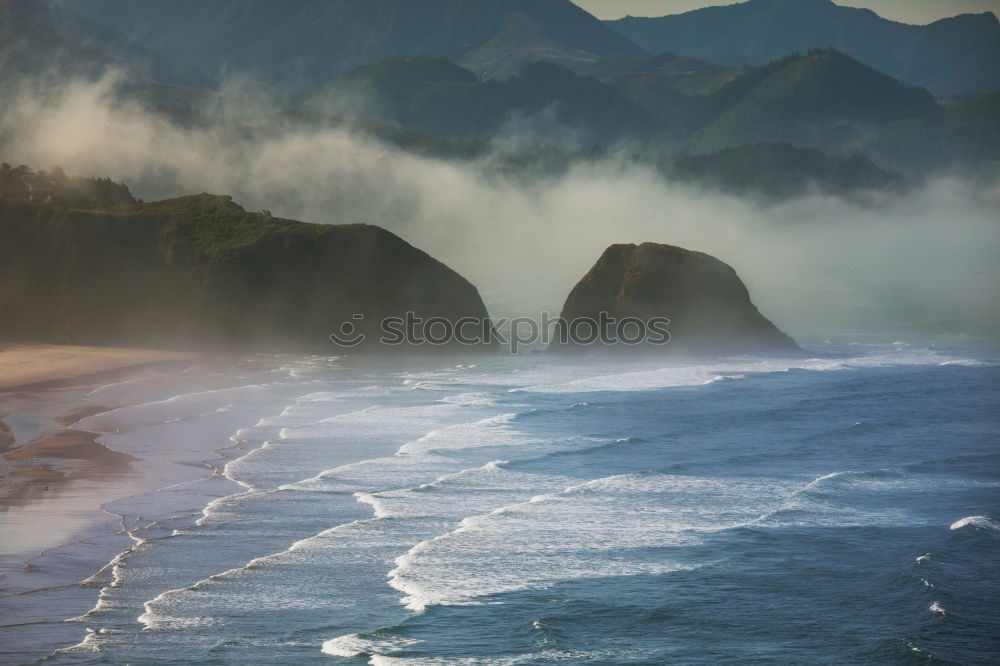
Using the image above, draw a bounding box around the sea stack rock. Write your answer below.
[551,242,797,354]
[0,194,494,352]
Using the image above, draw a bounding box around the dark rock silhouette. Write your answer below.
[0,193,494,353]
[552,242,797,354]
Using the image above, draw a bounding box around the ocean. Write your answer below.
[2,335,999,664]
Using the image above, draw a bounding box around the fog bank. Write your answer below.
[4,75,999,340]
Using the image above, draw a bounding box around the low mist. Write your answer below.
[4,74,999,341]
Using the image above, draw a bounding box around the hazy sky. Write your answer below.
[573,0,1000,25]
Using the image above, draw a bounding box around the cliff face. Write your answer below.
[553,242,797,354]
[0,194,494,352]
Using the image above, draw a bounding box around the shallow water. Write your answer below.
[2,336,998,664]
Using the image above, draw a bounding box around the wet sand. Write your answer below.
[0,345,198,561]
[0,343,197,508]
[1,412,138,503]
[4,426,137,467]
[0,350,244,662]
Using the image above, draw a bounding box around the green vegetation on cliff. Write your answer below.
[553,242,797,354]
[0,191,493,352]
[0,163,136,209]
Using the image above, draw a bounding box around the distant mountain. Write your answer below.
[62,0,647,92]
[600,70,692,131]
[579,53,732,133]
[303,56,665,144]
[0,0,211,120]
[690,50,941,152]
[868,91,1000,176]
[0,0,208,89]
[44,2,213,89]
[572,49,942,155]
[607,0,1000,97]
[555,52,737,132]
[1,0,117,85]
[5,1,994,183]
[296,49,992,175]
[584,52,740,95]
[668,143,908,200]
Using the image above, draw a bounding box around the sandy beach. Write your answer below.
[0,346,256,661]
[0,344,199,558]
[0,344,197,392]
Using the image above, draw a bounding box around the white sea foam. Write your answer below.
[358,645,654,664]
[512,346,987,394]
[75,383,270,434]
[386,473,797,611]
[321,634,420,658]
[137,511,427,631]
[67,515,160,625]
[396,413,520,455]
[949,515,1000,531]
[289,452,468,494]
[284,400,602,495]
[937,359,991,367]
[50,627,103,654]
[278,402,457,441]
[38,345,992,663]
[440,392,499,406]
[137,517,376,628]
[356,461,569,521]
[748,466,981,529]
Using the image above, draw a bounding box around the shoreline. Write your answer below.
[0,348,259,662]
[0,344,199,507]
[0,406,123,502]
[0,344,201,564]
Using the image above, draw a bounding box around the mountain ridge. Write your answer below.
[691,49,941,151]
[303,56,665,144]
[606,0,1000,96]
[62,0,648,91]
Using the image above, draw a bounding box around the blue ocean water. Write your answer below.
[7,338,1000,664]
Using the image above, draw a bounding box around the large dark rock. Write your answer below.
[0,193,494,352]
[551,242,797,354]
